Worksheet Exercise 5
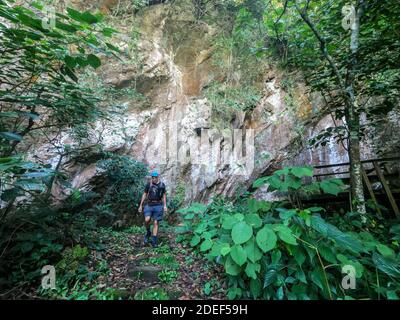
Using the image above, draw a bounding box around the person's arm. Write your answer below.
[138,183,149,212]
[138,192,147,212]
[163,192,167,213]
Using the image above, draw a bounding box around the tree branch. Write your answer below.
[293,1,347,94]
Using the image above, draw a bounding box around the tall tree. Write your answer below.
[261,0,400,219]
[0,0,120,215]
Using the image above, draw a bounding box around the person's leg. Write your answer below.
[145,216,151,233]
[152,220,159,237]
[151,219,158,247]
[143,205,152,243]
[151,205,164,247]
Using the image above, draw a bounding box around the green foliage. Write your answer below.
[40,258,117,300]
[200,2,268,127]
[123,225,143,234]
[204,81,261,126]
[134,287,169,300]
[0,153,148,295]
[168,180,186,213]
[203,278,221,296]
[0,2,124,295]
[56,245,89,275]
[97,154,148,223]
[0,0,119,156]
[0,156,53,206]
[178,168,400,300]
[253,166,347,198]
[261,0,400,150]
[157,270,180,284]
[143,253,180,270]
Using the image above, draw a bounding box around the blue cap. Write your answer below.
[151,170,159,177]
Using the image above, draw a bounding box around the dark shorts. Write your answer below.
[144,204,164,221]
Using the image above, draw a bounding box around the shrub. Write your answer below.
[134,287,169,300]
[97,154,148,225]
[157,270,179,284]
[177,167,400,300]
[56,245,89,275]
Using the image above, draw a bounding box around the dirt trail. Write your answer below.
[95,227,226,300]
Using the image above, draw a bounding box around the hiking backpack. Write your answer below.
[147,182,165,202]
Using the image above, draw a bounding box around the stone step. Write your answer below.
[127,263,163,283]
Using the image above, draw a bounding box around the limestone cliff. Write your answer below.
[22,0,399,207]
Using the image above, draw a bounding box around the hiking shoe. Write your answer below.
[151,236,158,248]
[144,232,151,245]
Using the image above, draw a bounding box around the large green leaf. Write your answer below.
[222,215,237,230]
[274,225,297,245]
[231,221,253,245]
[258,200,272,212]
[252,177,268,188]
[230,245,247,266]
[249,278,262,298]
[318,245,337,264]
[244,213,262,228]
[200,239,213,252]
[372,252,400,278]
[86,54,101,69]
[256,226,277,252]
[220,244,231,256]
[295,269,307,284]
[291,166,313,178]
[291,245,306,266]
[319,179,345,196]
[209,242,224,257]
[245,262,261,279]
[67,8,98,24]
[310,269,325,291]
[376,244,395,259]
[190,235,201,247]
[277,208,297,220]
[56,20,78,33]
[225,256,241,276]
[283,175,302,190]
[310,215,364,253]
[263,269,277,288]
[244,237,263,262]
[102,27,118,37]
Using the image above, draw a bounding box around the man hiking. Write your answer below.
[138,170,167,247]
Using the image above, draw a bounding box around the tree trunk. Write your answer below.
[346,0,367,218]
[294,0,368,218]
[348,117,366,219]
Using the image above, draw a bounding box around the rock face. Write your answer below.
[23,0,398,206]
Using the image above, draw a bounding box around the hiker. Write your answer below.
[138,170,167,247]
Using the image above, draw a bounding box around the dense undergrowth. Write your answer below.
[0,152,150,297]
[177,168,400,300]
